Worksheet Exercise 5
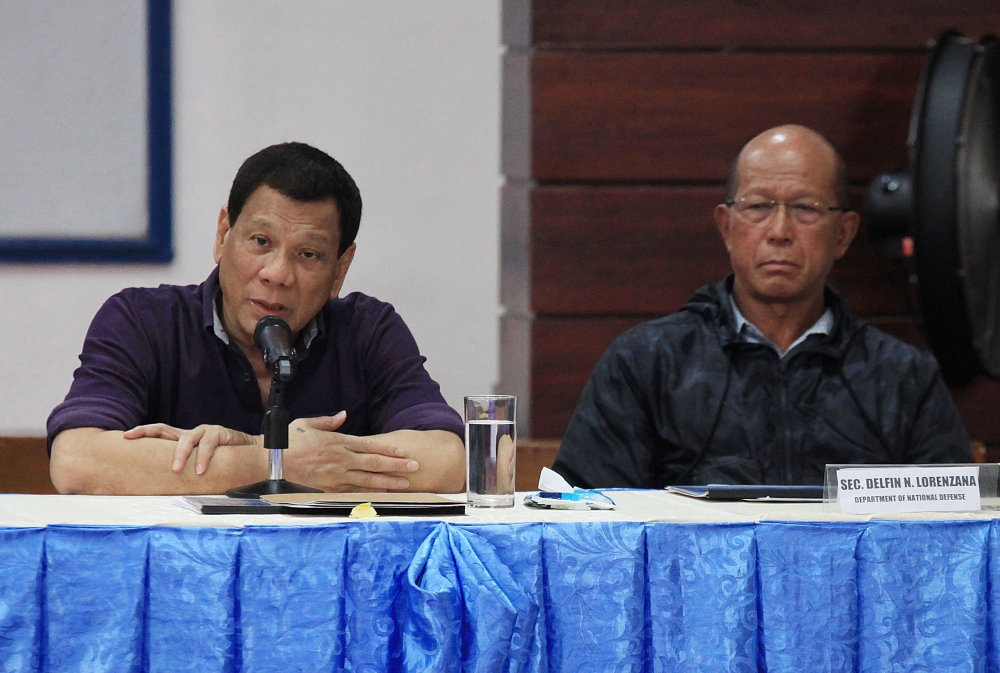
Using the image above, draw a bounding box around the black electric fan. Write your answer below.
[866,31,1000,385]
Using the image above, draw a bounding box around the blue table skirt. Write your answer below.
[0,519,996,672]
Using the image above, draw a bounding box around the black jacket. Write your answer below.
[553,278,972,487]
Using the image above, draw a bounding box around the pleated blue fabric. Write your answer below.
[0,528,44,673]
[148,527,240,672]
[647,523,757,672]
[757,522,862,673]
[856,521,988,673]
[2,520,999,672]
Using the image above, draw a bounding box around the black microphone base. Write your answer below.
[225,479,322,499]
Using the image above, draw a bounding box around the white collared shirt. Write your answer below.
[728,294,833,359]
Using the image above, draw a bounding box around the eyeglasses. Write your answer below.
[725,197,850,225]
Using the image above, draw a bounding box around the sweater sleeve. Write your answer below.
[553,335,662,489]
[46,293,158,451]
[360,303,463,438]
[903,358,973,464]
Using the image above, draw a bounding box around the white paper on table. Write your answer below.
[538,466,574,491]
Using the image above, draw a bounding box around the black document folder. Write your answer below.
[666,484,824,502]
[176,493,467,516]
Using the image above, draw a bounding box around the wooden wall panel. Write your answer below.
[531,186,909,316]
[0,437,55,494]
[533,52,924,182]
[867,317,926,349]
[952,379,1000,450]
[531,317,644,438]
[516,439,560,491]
[531,186,729,315]
[529,0,1000,49]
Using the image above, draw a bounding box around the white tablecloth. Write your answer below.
[1,489,996,527]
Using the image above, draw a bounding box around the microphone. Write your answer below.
[254,316,296,382]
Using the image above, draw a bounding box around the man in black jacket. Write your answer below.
[553,125,971,488]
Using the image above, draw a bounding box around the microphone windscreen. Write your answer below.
[254,316,290,350]
[254,317,295,380]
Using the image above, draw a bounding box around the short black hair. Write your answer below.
[227,142,362,255]
[724,130,851,209]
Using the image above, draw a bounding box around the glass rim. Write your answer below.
[464,394,517,401]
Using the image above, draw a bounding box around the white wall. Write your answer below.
[0,1,501,434]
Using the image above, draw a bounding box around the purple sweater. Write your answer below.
[47,268,463,449]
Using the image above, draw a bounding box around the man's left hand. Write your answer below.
[284,413,420,492]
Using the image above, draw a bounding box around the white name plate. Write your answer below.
[837,466,981,514]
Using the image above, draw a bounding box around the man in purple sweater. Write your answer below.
[48,143,465,495]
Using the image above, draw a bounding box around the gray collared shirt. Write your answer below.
[729,294,833,358]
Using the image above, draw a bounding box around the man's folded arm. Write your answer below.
[357,428,464,493]
[370,402,465,493]
[49,427,267,495]
[279,413,465,494]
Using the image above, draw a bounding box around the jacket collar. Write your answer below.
[681,274,865,360]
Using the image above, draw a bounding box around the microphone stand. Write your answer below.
[226,363,321,499]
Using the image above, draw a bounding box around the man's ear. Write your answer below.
[213,207,231,264]
[834,211,860,260]
[330,243,357,299]
[714,203,733,253]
